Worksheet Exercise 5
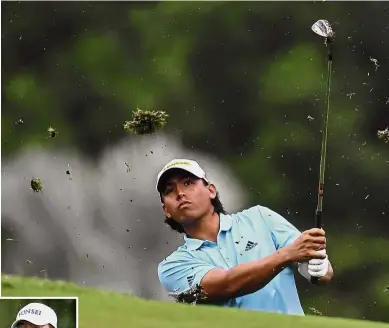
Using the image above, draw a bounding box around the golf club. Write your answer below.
[311,19,334,230]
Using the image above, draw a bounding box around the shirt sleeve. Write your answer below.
[258,206,302,249]
[158,253,216,294]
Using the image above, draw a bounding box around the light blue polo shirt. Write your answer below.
[158,205,304,315]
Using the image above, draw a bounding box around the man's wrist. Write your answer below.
[277,246,294,265]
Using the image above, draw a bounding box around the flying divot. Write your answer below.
[124,162,131,173]
[168,284,209,305]
[66,164,73,180]
[123,108,168,135]
[369,57,380,71]
[377,128,389,143]
[47,126,58,138]
[30,177,43,192]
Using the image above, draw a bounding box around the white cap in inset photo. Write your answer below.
[10,302,57,328]
[156,158,209,192]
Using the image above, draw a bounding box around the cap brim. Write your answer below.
[10,320,28,328]
[11,318,53,328]
[157,167,205,193]
[10,320,19,328]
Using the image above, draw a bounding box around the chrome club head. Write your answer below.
[311,19,334,40]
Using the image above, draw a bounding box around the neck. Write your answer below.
[184,210,220,242]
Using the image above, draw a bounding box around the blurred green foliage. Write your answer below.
[2,1,389,323]
[0,299,76,328]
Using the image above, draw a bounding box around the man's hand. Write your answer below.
[285,228,327,263]
[298,249,329,280]
[307,249,329,277]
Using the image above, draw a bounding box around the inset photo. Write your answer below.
[0,297,78,328]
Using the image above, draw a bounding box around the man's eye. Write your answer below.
[184,179,193,186]
[164,186,173,194]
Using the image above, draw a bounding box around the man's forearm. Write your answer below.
[223,248,292,298]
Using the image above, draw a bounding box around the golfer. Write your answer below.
[157,159,334,315]
[10,302,57,328]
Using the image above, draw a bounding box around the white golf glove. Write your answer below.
[298,249,329,281]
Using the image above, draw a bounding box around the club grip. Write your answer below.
[311,210,323,284]
[311,276,320,284]
[315,209,322,229]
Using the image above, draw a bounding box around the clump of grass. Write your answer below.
[47,126,58,138]
[377,128,389,143]
[124,108,168,135]
[31,178,43,192]
[309,307,323,316]
[168,284,210,305]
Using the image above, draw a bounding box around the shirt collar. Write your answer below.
[184,213,232,251]
[219,212,233,231]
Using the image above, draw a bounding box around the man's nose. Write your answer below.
[175,185,185,198]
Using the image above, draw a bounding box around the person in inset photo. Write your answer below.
[10,302,57,328]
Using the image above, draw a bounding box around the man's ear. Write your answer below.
[162,204,171,218]
[208,183,217,199]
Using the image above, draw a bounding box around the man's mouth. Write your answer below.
[178,201,191,209]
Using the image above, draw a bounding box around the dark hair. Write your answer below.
[162,179,226,234]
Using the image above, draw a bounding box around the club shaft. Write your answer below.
[315,42,333,229]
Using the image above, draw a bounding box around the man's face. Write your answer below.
[17,322,52,328]
[160,170,216,227]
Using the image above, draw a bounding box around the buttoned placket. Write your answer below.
[217,231,234,269]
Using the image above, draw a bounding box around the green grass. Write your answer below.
[2,274,388,328]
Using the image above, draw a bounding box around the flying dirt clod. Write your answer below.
[377,128,389,143]
[30,178,43,192]
[123,108,168,135]
[124,162,131,172]
[309,307,323,316]
[168,284,209,305]
[47,126,58,138]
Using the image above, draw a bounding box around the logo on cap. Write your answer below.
[163,160,192,171]
[18,308,43,317]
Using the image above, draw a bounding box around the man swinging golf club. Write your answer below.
[157,159,334,315]
[10,302,57,328]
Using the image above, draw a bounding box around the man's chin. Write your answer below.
[177,206,196,216]
[179,214,202,227]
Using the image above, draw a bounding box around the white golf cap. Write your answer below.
[11,303,57,328]
[156,159,208,192]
